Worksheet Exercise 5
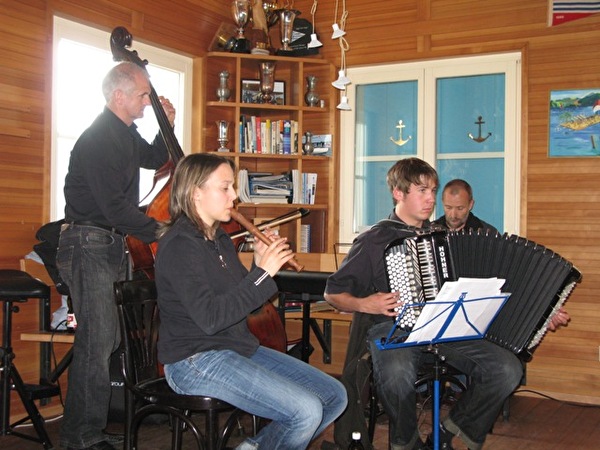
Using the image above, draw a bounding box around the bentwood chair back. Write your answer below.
[114,279,244,450]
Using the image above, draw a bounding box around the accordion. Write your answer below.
[382,229,581,360]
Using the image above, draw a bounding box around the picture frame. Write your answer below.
[241,79,286,105]
[549,88,600,157]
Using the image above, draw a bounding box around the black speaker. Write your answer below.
[108,348,125,423]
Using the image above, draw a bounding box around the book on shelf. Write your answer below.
[282,120,292,154]
[300,223,311,253]
[292,169,301,204]
[292,121,299,153]
[302,172,318,204]
[238,115,298,154]
[255,116,261,153]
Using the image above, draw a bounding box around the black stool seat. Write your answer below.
[0,269,57,449]
[0,269,50,299]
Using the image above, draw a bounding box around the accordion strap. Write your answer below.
[374,218,444,235]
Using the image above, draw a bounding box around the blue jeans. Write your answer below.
[57,224,126,448]
[165,346,348,450]
[367,322,523,450]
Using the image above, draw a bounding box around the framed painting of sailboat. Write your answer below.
[549,89,600,157]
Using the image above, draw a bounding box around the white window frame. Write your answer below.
[51,16,193,220]
[339,52,521,246]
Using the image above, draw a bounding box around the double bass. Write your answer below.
[110,27,184,280]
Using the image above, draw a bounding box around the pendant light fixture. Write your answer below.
[307,0,323,48]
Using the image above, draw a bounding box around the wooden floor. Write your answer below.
[1,392,600,449]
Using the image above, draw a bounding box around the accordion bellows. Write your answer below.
[384,229,581,360]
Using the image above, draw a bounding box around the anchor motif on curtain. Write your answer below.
[468,116,492,143]
[390,120,412,146]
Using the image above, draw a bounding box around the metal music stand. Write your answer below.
[273,270,332,362]
[376,278,510,450]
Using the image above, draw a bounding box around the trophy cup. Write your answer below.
[231,0,252,53]
[259,61,276,104]
[216,120,230,152]
[263,1,281,28]
[275,8,300,56]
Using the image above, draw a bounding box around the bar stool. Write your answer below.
[0,269,61,449]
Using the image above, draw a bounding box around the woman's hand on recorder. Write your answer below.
[253,229,294,277]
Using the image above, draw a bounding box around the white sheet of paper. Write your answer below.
[404,277,509,344]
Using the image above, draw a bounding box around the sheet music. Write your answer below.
[403,277,509,345]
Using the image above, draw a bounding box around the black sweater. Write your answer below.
[155,216,278,364]
[63,107,169,243]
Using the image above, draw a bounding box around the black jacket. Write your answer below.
[433,212,498,234]
[155,216,278,364]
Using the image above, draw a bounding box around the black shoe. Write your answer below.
[67,440,117,450]
[426,423,454,450]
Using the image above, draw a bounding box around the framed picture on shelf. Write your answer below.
[241,79,286,105]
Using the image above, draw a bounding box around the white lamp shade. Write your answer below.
[332,70,351,89]
[307,33,323,48]
[337,95,351,111]
[331,23,346,39]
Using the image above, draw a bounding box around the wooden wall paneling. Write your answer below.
[50,0,229,57]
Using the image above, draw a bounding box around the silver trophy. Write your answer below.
[231,0,251,53]
[216,120,230,152]
[275,9,300,55]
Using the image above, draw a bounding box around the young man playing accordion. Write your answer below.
[325,158,570,450]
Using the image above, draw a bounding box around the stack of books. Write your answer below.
[238,169,317,205]
[238,170,293,204]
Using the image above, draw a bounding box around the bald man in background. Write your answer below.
[434,179,497,233]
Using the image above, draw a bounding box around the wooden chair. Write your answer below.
[113,279,245,450]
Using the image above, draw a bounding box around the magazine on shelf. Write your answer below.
[238,169,292,203]
[249,172,293,196]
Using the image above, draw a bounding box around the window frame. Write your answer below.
[339,52,522,246]
[51,16,193,220]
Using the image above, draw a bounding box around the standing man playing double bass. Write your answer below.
[56,61,175,450]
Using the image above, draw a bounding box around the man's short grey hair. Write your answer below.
[102,62,148,102]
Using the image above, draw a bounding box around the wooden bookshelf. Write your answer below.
[202,52,339,254]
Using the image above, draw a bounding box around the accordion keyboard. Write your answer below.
[384,234,445,330]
